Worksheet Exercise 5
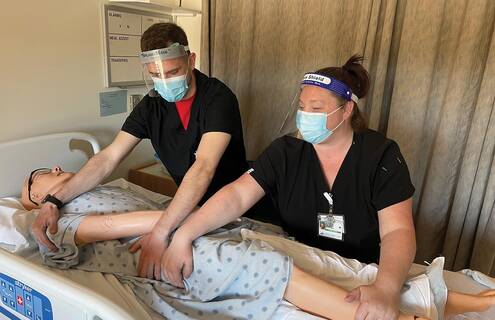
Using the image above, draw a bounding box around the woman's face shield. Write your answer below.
[139,44,191,94]
[278,87,334,137]
[279,90,302,137]
[279,73,359,138]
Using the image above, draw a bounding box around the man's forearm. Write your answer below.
[375,229,416,293]
[54,151,117,203]
[153,160,215,235]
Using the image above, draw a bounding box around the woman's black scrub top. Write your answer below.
[249,129,415,263]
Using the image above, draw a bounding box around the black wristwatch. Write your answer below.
[42,194,64,209]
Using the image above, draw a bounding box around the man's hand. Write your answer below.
[31,202,60,251]
[162,231,194,288]
[129,228,169,280]
[345,283,400,320]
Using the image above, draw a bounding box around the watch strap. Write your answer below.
[42,194,64,209]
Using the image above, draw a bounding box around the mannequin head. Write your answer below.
[21,166,74,210]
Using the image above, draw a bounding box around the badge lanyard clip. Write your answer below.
[323,192,333,215]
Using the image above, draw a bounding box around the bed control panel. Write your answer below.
[0,273,53,320]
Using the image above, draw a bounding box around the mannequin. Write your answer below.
[21,166,495,320]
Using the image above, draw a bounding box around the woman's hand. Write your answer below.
[161,230,194,288]
[345,283,400,320]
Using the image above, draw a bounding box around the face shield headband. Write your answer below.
[139,43,190,64]
[301,73,359,103]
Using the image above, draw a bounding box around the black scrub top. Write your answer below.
[122,69,248,204]
[249,129,415,263]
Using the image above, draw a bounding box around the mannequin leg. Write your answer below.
[285,267,495,320]
[444,290,495,316]
[284,265,415,320]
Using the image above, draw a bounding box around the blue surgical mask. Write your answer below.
[152,74,189,102]
[296,106,344,144]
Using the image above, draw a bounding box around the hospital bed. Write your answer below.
[0,132,494,320]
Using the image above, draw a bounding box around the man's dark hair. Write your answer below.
[141,23,189,51]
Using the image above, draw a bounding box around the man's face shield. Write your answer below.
[139,43,192,101]
[279,73,359,138]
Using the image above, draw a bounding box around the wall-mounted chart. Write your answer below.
[104,5,173,87]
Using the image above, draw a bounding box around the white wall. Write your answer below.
[0,0,201,181]
[177,10,202,67]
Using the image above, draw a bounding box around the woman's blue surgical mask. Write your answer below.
[152,73,189,102]
[296,106,344,144]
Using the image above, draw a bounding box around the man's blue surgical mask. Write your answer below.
[296,105,344,144]
[152,73,189,102]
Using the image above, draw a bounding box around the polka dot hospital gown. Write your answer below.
[39,186,293,319]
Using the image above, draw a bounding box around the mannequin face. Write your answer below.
[21,166,74,209]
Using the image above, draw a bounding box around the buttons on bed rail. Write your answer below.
[0,273,53,320]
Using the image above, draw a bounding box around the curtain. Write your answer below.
[202,0,495,275]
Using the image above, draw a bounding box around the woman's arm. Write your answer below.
[161,173,265,287]
[175,173,266,242]
[346,198,416,320]
[375,197,416,295]
[75,210,164,245]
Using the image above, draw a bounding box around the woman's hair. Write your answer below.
[316,55,370,132]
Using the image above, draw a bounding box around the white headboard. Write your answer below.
[0,132,100,198]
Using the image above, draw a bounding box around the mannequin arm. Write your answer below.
[75,211,163,245]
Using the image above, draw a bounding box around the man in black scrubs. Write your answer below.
[31,23,248,279]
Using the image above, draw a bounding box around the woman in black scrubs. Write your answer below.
[163,56,416,320]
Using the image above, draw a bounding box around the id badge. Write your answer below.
[317,213,345,241]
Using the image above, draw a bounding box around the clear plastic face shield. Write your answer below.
[279,73,359,142]
[139,43,191,102]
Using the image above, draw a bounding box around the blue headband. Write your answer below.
[301,73,359,103]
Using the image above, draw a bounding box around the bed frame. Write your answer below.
[0,132,134,320]
[0,132,100,198]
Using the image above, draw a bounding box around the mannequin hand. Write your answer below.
[345,283,400,320]
[129,228,169,280]
[161,231,194,288]
[32,202,60,251]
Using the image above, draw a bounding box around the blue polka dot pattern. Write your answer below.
[40,187,291,319]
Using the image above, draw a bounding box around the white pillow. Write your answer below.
[0,197,37,253]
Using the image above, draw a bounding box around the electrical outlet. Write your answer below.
[130,94,143,109]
